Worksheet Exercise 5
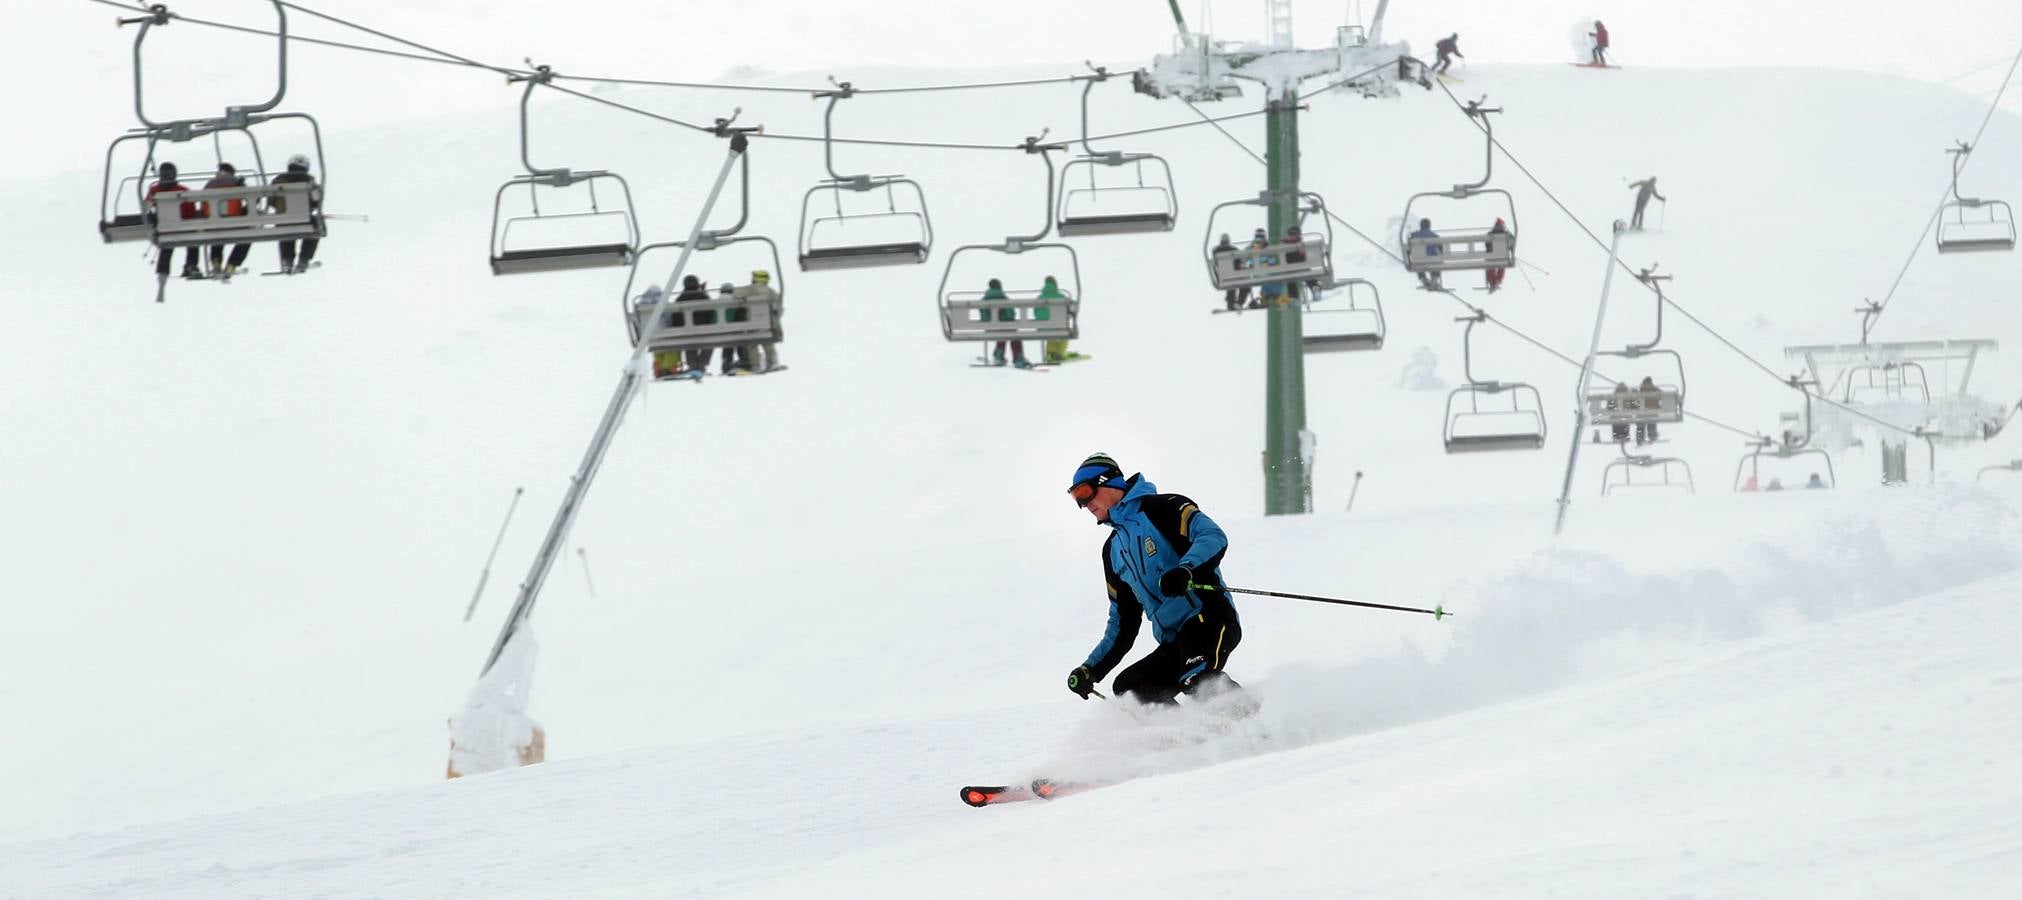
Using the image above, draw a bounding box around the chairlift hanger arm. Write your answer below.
[122,0,287,128]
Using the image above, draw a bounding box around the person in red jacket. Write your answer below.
[1589,21,1611,66]
[203,162,253,276]
[144,162,203,279]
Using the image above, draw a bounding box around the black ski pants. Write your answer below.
[156,245,201,276]
[1112,615,1242,705]
[279,237,320,269]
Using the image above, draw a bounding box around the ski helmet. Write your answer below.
[158,162,178,180]
[286,153,310,172]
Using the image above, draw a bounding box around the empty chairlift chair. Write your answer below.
[1055,68,1179,237]
[938,136,1081,347]
[1935,141,2016,254]
[1400,100,1518,277]
[488,66,639,275]
[1600,445,1696,496]
[1301,277,1386,352]
[1443,312,1548,452]
[797,82,933,271]
[1203,192,1334,293]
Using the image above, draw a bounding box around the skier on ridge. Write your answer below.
[1432,34,1464,76]
[1064,454,1245,707]
[1588,20,1611,66]
[1628,176,1666,230]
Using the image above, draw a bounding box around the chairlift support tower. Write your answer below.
[1139,1,1402,515]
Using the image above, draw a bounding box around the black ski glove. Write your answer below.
[1158,566,1195,597]
[1067,665,1096,699]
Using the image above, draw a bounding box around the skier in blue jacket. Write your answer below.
[1065,453,1243,705]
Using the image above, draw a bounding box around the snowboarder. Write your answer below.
[1212,233,1250,310]
[1409,218,1444,290]
[1037,275,1082,364]
[982,278,1030,368]
[1589,21,1611,66]
[271,154,321,273]
[745,269,781,373]
[1484,217,1510,293]
[1628,176,1665,231]
[202,162,253,277]
[1064,454,1243,706]
[1433,34,1463,76]
[145,162,204,281]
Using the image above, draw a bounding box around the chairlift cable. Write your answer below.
[1429,78,1922,439]
[86,0,505,72]
[1865,41,2022,325]
[275,1,521,77]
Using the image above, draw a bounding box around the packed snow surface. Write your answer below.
[4,1,2022,894]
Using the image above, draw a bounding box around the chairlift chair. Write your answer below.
[1600,446,1696,497]
[1055,70,1179,237]
[1443,312,1548,452]
[622,240,784,356]
[1203,192,1334,291]
[937,137,1081,344]
[1733,438,1836,491]
[1584,266,1688,434]
[1935,142,2016,254]
[1301,278,1385,353]
[111,5,331,252]
[488,67,638,275]
[797,83,934,271]
[1401,99,1518,274]
[620,138,785,356]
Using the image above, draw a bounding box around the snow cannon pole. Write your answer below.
[1200,584,1452,620]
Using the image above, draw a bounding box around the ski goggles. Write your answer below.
[1069,481,1100,507]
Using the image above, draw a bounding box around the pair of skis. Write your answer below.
[960,778,1102,808]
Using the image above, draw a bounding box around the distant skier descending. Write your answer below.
[1432,33,1464,76]
[1628,176,1666,230]
[1064,453,1245,706]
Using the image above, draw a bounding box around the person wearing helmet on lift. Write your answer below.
[145,162,204,281]
[272,154,321,273]
[744,268,781,373]
[1064,453,1246,708]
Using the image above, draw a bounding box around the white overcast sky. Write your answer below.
[17,0,2020,174]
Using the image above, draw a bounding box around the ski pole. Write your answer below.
[1346,470,1364,512]
[576,547,597,598]
[463,487,525,622]
[1194,584,1453,619]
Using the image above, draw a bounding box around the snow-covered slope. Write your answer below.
[5,8,2022,891]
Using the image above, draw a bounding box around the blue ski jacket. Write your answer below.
[1083,475,1238,678]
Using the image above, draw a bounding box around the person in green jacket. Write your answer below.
[1036,275,1083,364]
[982,278,1030,368]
